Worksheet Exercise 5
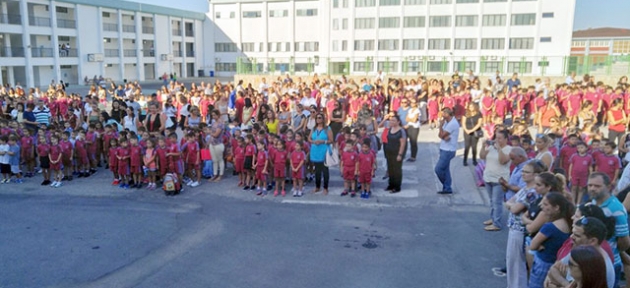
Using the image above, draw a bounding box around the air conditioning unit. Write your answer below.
[161,54,173,61]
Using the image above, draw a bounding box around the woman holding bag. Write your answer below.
[310,112,334,195]
[462,102,483,166]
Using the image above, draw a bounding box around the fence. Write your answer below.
[234,55,630,77]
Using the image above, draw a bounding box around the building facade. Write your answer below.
[0,0,205,88]
[569,28,630,76]
[205,0,576,77]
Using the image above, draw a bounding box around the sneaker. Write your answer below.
[281,190,286,197]
[292,189,297,197]
[77,173,84,178]
[62,176,68,181]
[340,190,348,196]
[360,191,366,199]
[123,184,130,190]
[243,186,250,191]
[50,181,57,187]
[55,181,63,188]
[119,183,126,188]
[350,191,357,198]
[365,191,371,199]
[112,179,120,185]
[190,181,200,187]
[0,179,8,184]
[297,189,303,197]
[136,183,142,189]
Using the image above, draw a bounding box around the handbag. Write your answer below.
[324,145,340,167]
[200,148,212,161]
[474,129,484,138]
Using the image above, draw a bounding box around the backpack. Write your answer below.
[162,173,180,196]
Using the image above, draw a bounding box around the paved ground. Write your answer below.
[1,78,509,288]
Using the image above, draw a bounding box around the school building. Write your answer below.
[569,27,630,77]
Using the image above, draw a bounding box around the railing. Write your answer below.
[31,47,54,58]
[29,16,51,27]
[58,48,78,57]
[173,51,182,57]
[0,14,22,25]
[185,30,194,37]
[103,23,118,31]
[104,49,119,57]
[57,18,76,29]
[143,50,155,57]
[172,29,182,36]
[186,51,195,57]
[122,24,135,33]
[123,49,137,57]
[0,47,25,57]
[142,26,154,34]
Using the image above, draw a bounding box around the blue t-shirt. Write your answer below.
[397,107,409,126]
[537,222,571,263]
[8,145,20,166]
[310,127,330,163]
[597,196,629,266]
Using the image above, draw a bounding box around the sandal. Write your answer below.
[483,219,493,226]
[484,225,501,232]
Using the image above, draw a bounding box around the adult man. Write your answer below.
[506,73,521,92]
[126,95,141,118]
[500,147,528,201]
[435,107,460,194]
[565,72,576,85]
[258,77,269,97]
[545,217,615,288]
[33,99,51,127]
[588,172,630,287]
[299,88,317,111]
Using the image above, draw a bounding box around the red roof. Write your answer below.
[573,27,630,38]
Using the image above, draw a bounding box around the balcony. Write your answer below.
[104,49,119,57]
[142,26,154,34]
[103,23,118,32]
[173,51,182,57]
[59,48,78,57]
[29,16,51,27]
[122,24,135,33]
[123,49,136,57]
[143,50,154,57]
[57,19,76,29]
[31,47,54,58]
[185,30,194,37]
[0,14,22,25]
[172,29,182,36]
[186,51,194,57]
[0,47,25,57]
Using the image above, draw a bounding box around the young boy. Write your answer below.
[559,134,579,173]
[7,136,22,183]
[75,130,90,178]
[60,132,74,181]
[594,141,621,187]
[20,129,35,177]
[108,138,120,185]
[234,137,245,187]
[568,142,593,205]
[243,134,257,190]
[85,124,98,174]
[358,140,376,199]
[253,140,269,196]
[272,140,288,197]
[340,141,359,197]
[167,133,184,189]
[36,135,51,185]
[290,141,306,197]
[0,136,10,183]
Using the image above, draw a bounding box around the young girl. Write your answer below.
[156,137,169,183]
[59,131,73,181]
[183,132,201,187]
[37,135,51,185]
[143,139,158,190]
[85,124,98,174]
[108,138,120,185]
[234,137,245,186]
[129,136,143,189]
[253,140,268,196]
[116,138,131,189]
[167,133,184,188]
[20,129,35,177]
[272,140,288,197]
[340,141,359,197]
[243,134,256,190]
[290,140,306,197]
[49,136,63,188]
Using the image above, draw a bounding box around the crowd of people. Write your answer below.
[2,71,630,287]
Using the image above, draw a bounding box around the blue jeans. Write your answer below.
[434,149,456,193]
[485,182,504,229]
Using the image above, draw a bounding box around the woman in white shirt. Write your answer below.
[122,107,141,133]
[480,129,512,232]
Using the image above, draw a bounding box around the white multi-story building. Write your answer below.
[205,0,576,77]
[0,0,205,88]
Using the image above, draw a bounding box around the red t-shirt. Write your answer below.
[358,151,376,174]
[569,153,593,177]
[272,149,288,166]
[341,150,358,169]
[129,145,143,166]
[59,140,73,158]
[256,150,268,168]
[560,145,578,171]
[184,141,200,164]
[245,144,256,157]
[116,147,130,165]
[49,145,62,162]
[595,153,621,181]
[290,151,305,169]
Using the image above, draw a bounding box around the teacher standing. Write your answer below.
[310,112,334,195]
[435,107,460,194]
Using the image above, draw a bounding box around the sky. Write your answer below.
[133,0,630,31]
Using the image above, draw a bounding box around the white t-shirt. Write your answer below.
[483,145,512,183]
[439,118,460,152]
[0,144,9,164]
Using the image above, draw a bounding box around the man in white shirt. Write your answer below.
[435,108,460,194]
[565,72,576,85]
[259,77,269,97]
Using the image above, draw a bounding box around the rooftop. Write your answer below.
[573,27,630,39]
[58,0,207,20]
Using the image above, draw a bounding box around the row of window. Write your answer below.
[215,60,535,74]
[240,9,317,18]
[346,14,538,29]
[336,0,535,8]
[216,37,550,53]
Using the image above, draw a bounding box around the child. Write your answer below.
[427,94,439,129]
[102,125,117,169]
[49,136,63,188]
[20,129,35,177]
[272,140,288,196]
[340,141,359,197]
[243,134,257,190]
[0,136,10,183]
[253,140,269,196]
[290,140,306,197]
[559,134,579,173]
[156,137,169,183]
[143,138,158,190]
[183,132,201,187]
[521,136,537,159]
[129,136,143,189]
[7,136,22,183]
[594,141,621,186]
[568,142,593,205]
[167,133,184,188]
[116,138,131,189]
[358,140,376,199]
[60,132,74,181]
[36,135,51,185]
[234,137,245,186]
[85,124,98,174]
[108,138,120,185]
[75,130,90,178]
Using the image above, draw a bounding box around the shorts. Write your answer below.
[0,163,10,174]
[11,165,21,174]
[62,157,72,167]
[50,161,62,171]
[273,166,285,178]
[78,156,89,166]
[168,160,184,174]
[342,167,355,181]
[571,176,587,188]
[130,165,141,174]
[234,159,244,173]
[291,166,305,180]
[88,151,97,161]
[255,166,266,181]
[39,157,50,169]
[244,156,253,170]
[21,150,33,161]
[109,165,118,173]
[118,163,130,176]
[359,172,372,184]
[428,113,438,121]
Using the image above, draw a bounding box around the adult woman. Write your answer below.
[462,102,483,166]
[534,133,554,171]
[577,100,596,129]
[329,100,345,139]
[405,99,421,162]
[122,107,141,134]
[264,110,279,134]
[305,105,318,134]
[358,104,379,150]
[504,160,546,288]
[528,192,573,288]
[566,246,608,288]
[184,107,202,128]
[256,103,270,123]
[163,98,177,129]
[292,104,307,133]
[214,92,229,123]
[384,115,407,193]
[87,106,101,125]
[241,98,254,129]
[144,102,167,136]
[109,100,126,124]
[208,110,225,182]
[607,98,627,146]
[278,102,291,129]
[178,94,190,129]
[480,129,512,231]
[538,97,561,133]
[310,112,334,195]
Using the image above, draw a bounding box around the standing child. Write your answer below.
[49,136,63,188]
[7,136,22,183]
[116,138,131,189]
[20,129,35,177]
[167,133,184,188]
[60,132,74,181]
[243,134,257,190]
[75,130,89,178]
[143,139,158,190]
[36,135,51,185]
[234,137,245,186]
[183,133,201,187]
[594,141,621,186]
[0,136,10,183]
[253,140,269,196]
[427,94,439,129]
[85,124,98,174]
[340,141,359,197]
[156,137,169,184]
[272,140,288,196]
[358,140,376,199]
[568,142,593,205]
[290,140,306,197]
[108,138,120,185]
[129,136,143,189]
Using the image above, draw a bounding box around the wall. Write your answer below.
[76,4,103,79]
[123,63,136,81]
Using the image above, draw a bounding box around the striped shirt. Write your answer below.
[33,106,51,126]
